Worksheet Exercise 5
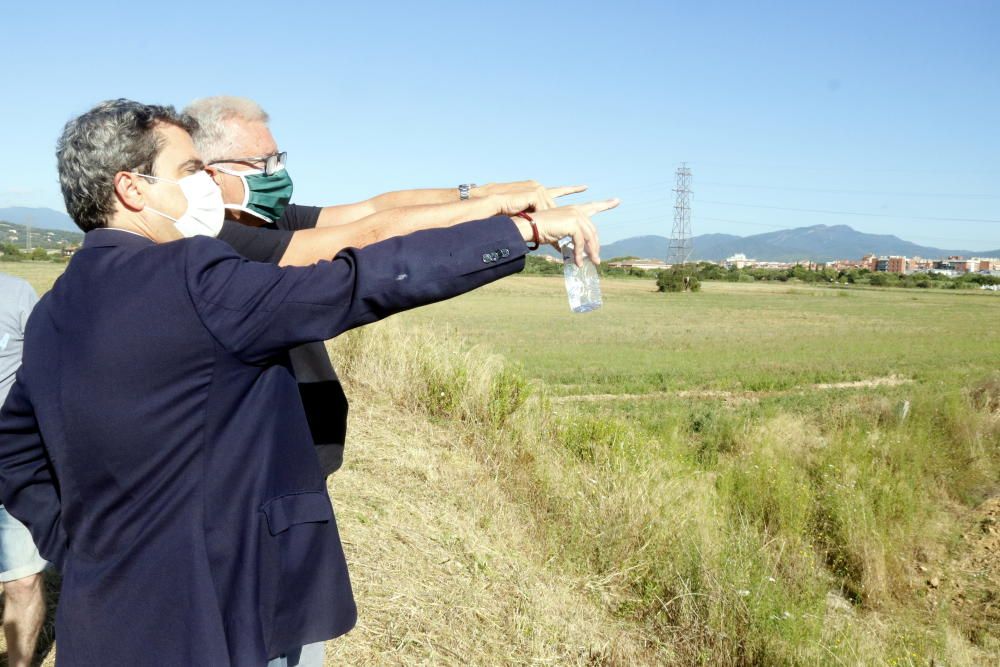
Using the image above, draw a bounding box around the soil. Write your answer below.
[937,495,1000,652]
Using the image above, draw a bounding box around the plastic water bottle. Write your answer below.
[559,236,602,313]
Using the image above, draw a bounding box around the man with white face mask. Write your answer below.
[123,168,225,238]
[0,98,614,666]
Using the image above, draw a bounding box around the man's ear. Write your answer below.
[113,172,146,212]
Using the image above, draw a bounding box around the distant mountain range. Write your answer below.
[0,207,78,233]
[541,224,1000,263]
[1,219,82,250]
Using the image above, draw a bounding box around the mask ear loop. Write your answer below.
[143,206,180,224]
[127,172,180,223]
[213,165,277,223]
[214,165,260,210]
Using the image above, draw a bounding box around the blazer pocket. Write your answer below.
[260,491,334,536]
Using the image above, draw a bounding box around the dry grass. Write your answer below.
[324,397,662,665]
[322,319,1000,666]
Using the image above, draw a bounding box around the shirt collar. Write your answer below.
[82,228,157,249]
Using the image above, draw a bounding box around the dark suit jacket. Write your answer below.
[0,218,526,665]
[219,216,350,475]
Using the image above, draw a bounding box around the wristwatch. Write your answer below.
[458,183,476,200]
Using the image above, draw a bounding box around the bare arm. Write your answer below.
[315,188,458,227]
[280,185,587,267]
[315,180,580,227]
[281,196,502,266]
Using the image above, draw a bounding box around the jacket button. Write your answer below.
[482,253,491,263]
[500,248,510,258]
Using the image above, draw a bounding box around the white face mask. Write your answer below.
[130,170,225,237]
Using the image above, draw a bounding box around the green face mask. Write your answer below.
[217,165,294,223]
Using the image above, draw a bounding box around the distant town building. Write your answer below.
[827,259,867,271]
[723,253,752,269]
[607,258,668,271]
[714,255,796,270]
[697,249,998,277]
[873,256,908,273]
[858,252,999,276]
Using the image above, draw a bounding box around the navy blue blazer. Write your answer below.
[0,217,526,665]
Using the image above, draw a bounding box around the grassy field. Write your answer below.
[1,261,65,295]
[3,261,998,665]
[400,276,1000,464]
[398,275,1000,393]
[370,274,1000,665]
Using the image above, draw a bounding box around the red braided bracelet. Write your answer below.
[514,211,540,250]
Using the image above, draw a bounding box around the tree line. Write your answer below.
[0,243,68,263]
[522,255,1000,291]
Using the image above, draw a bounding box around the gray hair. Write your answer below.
[56,99,197,233]
[183,96,270,163]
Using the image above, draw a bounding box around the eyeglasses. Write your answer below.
[208,151,287,176]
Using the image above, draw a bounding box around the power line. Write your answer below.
[603,177,1000,200]
[698,216,788,229]
[688,160,1000,177]
[620,195,673,207]
[698,182,1000,200]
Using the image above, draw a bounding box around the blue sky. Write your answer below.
[1,1,998,249]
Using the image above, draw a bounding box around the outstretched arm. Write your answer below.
[280,186,586,267]
[190,216,529,364]
[316,187,460,227]
[190,199,616,364]
[315,180,584,227]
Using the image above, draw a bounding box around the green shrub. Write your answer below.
[656,269,701,293]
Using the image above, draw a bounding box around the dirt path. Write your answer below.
[552,375,914,404]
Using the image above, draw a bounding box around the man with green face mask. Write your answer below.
[185,96,583,482]
[210,152,294,224]
[185,97,581,263]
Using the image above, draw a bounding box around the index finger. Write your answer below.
[580,198,621,217]
[548,185,589,198]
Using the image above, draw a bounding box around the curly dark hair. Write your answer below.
[56,99,198,232]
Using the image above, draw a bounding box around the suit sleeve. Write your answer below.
[0,373,66,569]
[186,216,527,364]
